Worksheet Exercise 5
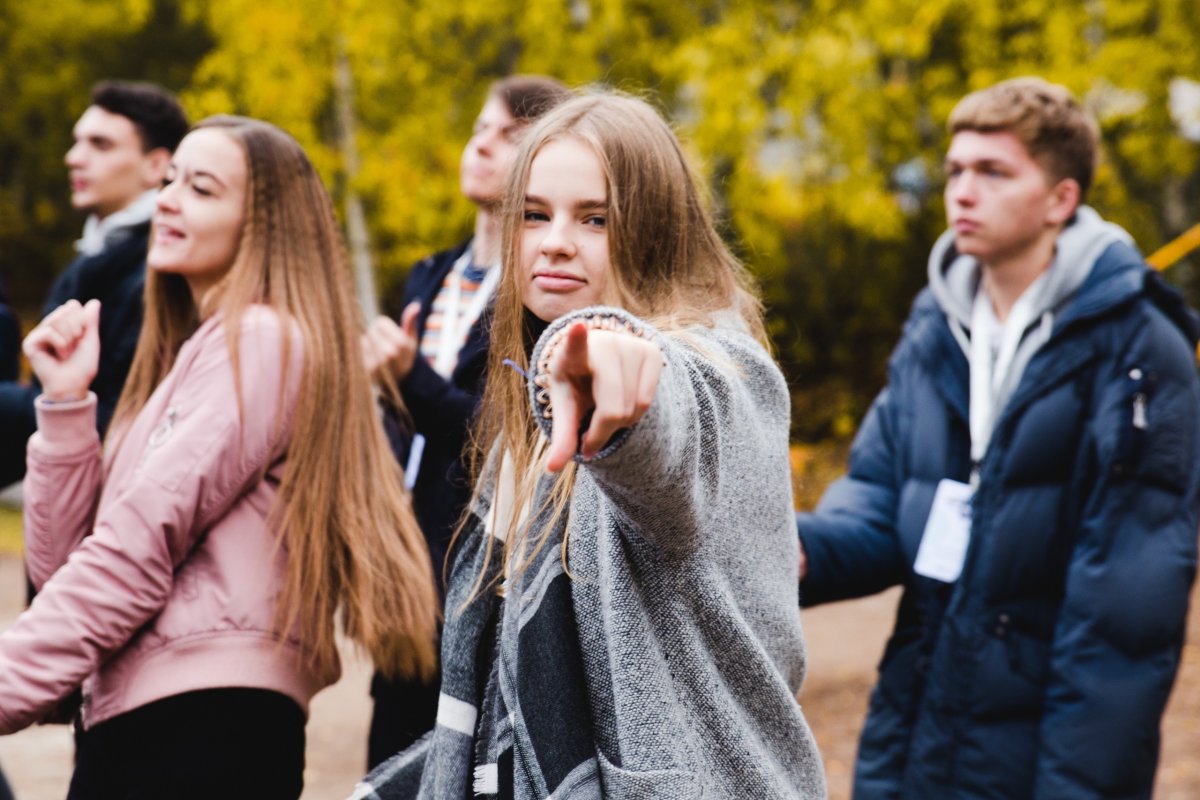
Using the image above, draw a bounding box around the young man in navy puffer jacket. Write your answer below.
[799,77,1200,800]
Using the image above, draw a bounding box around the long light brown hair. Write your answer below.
[460,91,766,599]
[113,116,438,680]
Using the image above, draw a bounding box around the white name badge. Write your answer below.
[913,479,974,583]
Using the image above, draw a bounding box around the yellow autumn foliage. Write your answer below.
[1,0,1198,440]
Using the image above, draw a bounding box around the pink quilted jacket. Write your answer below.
[0,306,339,732]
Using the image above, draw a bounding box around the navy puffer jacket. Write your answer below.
[799,241,1200,799]
[0,222,148,487]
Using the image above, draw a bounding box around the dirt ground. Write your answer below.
[2,554,1198,799]
[799,586,1200,799]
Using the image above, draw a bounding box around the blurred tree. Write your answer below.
[3,0,1198,439]
[665,0,1200,438]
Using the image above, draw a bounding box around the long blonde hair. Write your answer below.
[113,116,438,680]
[461,91,765,599]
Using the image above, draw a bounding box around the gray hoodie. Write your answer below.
[927,206,1134,459]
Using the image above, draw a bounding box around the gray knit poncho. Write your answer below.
[352,307,827,799]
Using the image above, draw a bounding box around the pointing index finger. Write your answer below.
[545,322,591,472]
[552,322,591,379]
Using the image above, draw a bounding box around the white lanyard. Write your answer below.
[967,275,1045,474]
[405,253,500,489]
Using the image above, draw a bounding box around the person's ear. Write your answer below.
[140,147,172,189]
[1046,177,1081,226]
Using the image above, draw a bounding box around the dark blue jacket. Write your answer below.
[799,241,1200,799]
[0,222,147,487]
[384,239,489,583]
[0,279,20,383]
[369,240,492,765]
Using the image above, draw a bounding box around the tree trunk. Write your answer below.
[334,38,378,318]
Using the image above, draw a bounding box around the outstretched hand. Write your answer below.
[23,299,102,403]
[362,301,421,382]
[544,322,663,473]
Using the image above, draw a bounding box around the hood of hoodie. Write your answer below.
[927,205,1135,345]
[927,206,1138,467]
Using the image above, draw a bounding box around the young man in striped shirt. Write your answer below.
[361,75,568,768]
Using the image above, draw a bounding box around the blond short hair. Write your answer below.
[949,77,1099,199]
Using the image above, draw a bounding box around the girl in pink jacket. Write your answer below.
[0,117,438,799]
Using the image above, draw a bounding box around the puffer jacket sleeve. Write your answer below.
[0,308,303,734]
[526,307,788,552]
[22,395,104,590]
[798,383,909,607]
[1033,312,1200,799]
[0,381,38,487]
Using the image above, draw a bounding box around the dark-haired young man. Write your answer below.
[0,80,188,486]
[798,77,1200,798]
[362,74,570,768]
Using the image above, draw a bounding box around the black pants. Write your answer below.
[367,670,440,769]
[68,688,305,800]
